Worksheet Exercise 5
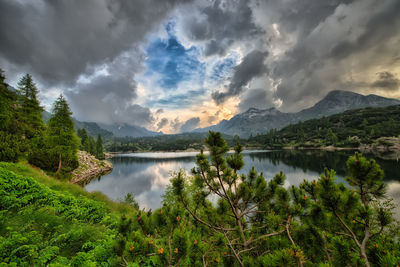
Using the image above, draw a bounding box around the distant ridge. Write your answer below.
[42,111,161,139]
[97,123,162,138]
[193,90,400,138]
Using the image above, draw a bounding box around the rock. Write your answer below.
[70,151,113,185]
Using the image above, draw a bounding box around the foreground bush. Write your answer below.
[0,131,399,266]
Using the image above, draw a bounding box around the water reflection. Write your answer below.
[85,150,400,213]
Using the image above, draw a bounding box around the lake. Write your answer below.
[85,150,400,217]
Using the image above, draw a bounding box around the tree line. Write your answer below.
[248,105,400,149]
[0,69,104,177]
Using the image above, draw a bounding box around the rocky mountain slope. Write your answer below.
[98,123,162,138]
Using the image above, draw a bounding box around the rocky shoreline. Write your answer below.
[70,151,113,186]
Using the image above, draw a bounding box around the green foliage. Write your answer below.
[0,166,120,265]
[0,69,24,161]
[96,134,105,159]
[0,132,20,162]
[1,131,399,266]
[16,73,45,139]
[77,129,105,159]
[249,105,400,148]
[105,132,244,152]
[29,95,79,175]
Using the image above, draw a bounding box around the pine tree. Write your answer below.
[296,153,393,266]
[95,134,104,159]
[16,74,45,139]
[325,128,338,146]
[171,131,293,266]
[0,69,22,162]
[77,128,89,151]
[88,136,96,155]
[0,69,14,131]
[46,94,79,174]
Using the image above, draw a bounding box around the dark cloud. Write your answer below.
[170,118,182,132]
[180,117,200,132]
[212,50,268,104]
[271,0,400,111]
[180,0,263,56]
[257,0,356,40]
[66,70,154,126]
[329,1,400,61]
[0,0,192,86]
[157,118,169,130]
[238,88,275,112]
[371,72,400,91]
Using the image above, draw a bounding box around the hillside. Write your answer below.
[104,132,240,152]
[248,105,400,149]
[98,122,162,138]
[195,90,400,138]
[0,161,137,266]
[42,110,114,139]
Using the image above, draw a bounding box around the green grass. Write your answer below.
[0,160,140,265]
[0,161,135,215]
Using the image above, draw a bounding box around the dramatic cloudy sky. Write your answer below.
[1,0,399,133]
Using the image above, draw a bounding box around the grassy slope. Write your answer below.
[0,161,136,266]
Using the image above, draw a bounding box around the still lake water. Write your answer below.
[85,150,400,216]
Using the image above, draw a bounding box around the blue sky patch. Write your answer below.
[210,56,237,81]
[145,23,205,89]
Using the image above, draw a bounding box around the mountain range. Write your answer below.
[193,90,400,138]
[42,90,400,139]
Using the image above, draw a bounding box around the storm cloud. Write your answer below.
[371,72,400,91]
[178,0,263,57]
[212,50,268,104]
[1,0,399,132]
[0,0,193,85]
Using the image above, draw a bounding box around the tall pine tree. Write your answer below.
[95,134,104,159]
[0,69,22,161]
[46,94,79,174]
[17,74,45,139]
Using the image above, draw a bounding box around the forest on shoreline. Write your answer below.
[103,105,400,153]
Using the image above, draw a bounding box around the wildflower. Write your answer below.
[174,248,178,253]
[303,195,307,200]
[193,239,198,245]
[129,246,134,251]
[352,220,356,223]
[375,244,378,248]
[149,240,154,245]
[176,215,181,222]
[158,247,164,254]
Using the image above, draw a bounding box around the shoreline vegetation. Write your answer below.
[104,136,400,160]
[1,133,400,265]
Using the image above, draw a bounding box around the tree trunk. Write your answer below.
[56,153,62,173]
[360,249,370,267]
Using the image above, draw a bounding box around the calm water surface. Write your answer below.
[85,150,400,216]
